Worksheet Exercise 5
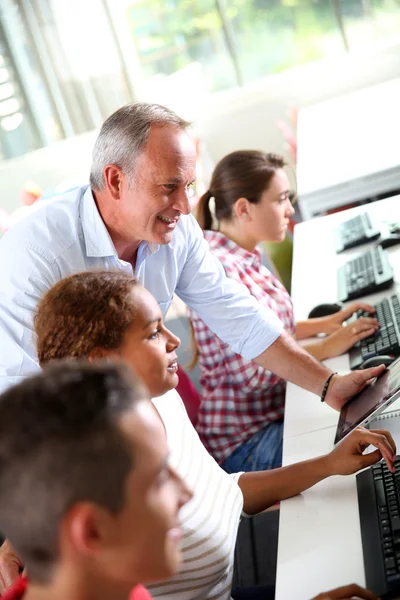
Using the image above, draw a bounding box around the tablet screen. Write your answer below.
[335,357,400,444]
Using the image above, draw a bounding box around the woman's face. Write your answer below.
[115,287,181,398]
[245,169,295,244]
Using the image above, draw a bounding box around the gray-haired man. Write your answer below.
[0,102,384,405]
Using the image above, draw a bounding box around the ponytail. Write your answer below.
[195,190,214,231]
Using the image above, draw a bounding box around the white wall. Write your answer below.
[0,130,97,213]
[0,42,399,214]
[196,42,400,164]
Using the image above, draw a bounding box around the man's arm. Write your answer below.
[238,427,396,514]
[0,240,56,392]
[254,329,331,395]
[253,330,386,410]
[178,217,385,410]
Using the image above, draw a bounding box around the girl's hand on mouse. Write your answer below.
[322,318,380,359]
[323,302,377,334]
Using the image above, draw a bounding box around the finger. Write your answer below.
[354,328,379,342]
[357,364,387,380]
[369,428,397,458]
[354,303,376,314]
[342,303,375,320]
[349,320,380,335]
[356,430,396,471]
[352,327,376,341]
[354,317,380,327]
[323,583,379,599]
[357,448,383,470]
[0,562,20,592]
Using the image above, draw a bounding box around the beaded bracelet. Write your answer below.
[321,372,337,403]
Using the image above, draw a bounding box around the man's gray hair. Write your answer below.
[89,103,191,190]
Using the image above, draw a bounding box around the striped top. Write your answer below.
[149,390,244,600]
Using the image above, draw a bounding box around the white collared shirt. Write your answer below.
[0,185,282,393]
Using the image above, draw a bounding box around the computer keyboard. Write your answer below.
[348,294,400,370]
[337,246,394,303]
[335,213,381,253]
[357,457,400,598]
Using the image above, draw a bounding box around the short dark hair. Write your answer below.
[0,361,148,582]
[196,150,287,230]
[35,271,139,366]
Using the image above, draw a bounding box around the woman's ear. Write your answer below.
[234,197,251,221]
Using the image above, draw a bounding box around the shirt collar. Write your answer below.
[204,230,262,267]
[80,186,160,259]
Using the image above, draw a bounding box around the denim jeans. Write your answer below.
[221,421,283,473]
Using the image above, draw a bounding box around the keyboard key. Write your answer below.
[376,480,388,507]
[383,526,391,535]
[384,542,394,549]
[385,557,396,570]
[391,517,400,533]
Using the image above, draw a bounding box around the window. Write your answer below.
[124,0,239,92]
[0,0,399,159]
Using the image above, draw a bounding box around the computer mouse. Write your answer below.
[359,355,395,369]
[377,235,400,249]
[308,303,343,319]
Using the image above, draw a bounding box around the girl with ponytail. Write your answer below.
[189,150,378,473]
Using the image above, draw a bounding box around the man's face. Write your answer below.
[117,125,197,247]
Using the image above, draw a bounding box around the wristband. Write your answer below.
[321,372,337,403]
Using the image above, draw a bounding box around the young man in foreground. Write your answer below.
[0,361,191,600]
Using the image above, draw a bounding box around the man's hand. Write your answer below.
[325,426,396,476]
[312,583,379,599]
[0,539,23,594]
[324,366,387,411]
[323,302,377,334]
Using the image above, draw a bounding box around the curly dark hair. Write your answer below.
[0,360,147,582]
[35,270,139,366]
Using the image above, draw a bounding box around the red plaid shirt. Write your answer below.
[188,231,295,464]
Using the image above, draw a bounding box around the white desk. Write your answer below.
[283,194,400,440]
[276,426,365,600]
[276,195,400,599]
[297,79,400,220]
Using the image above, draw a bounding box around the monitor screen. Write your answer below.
[335,357,400,444]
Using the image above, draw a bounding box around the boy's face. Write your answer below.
[70,399,191,588]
